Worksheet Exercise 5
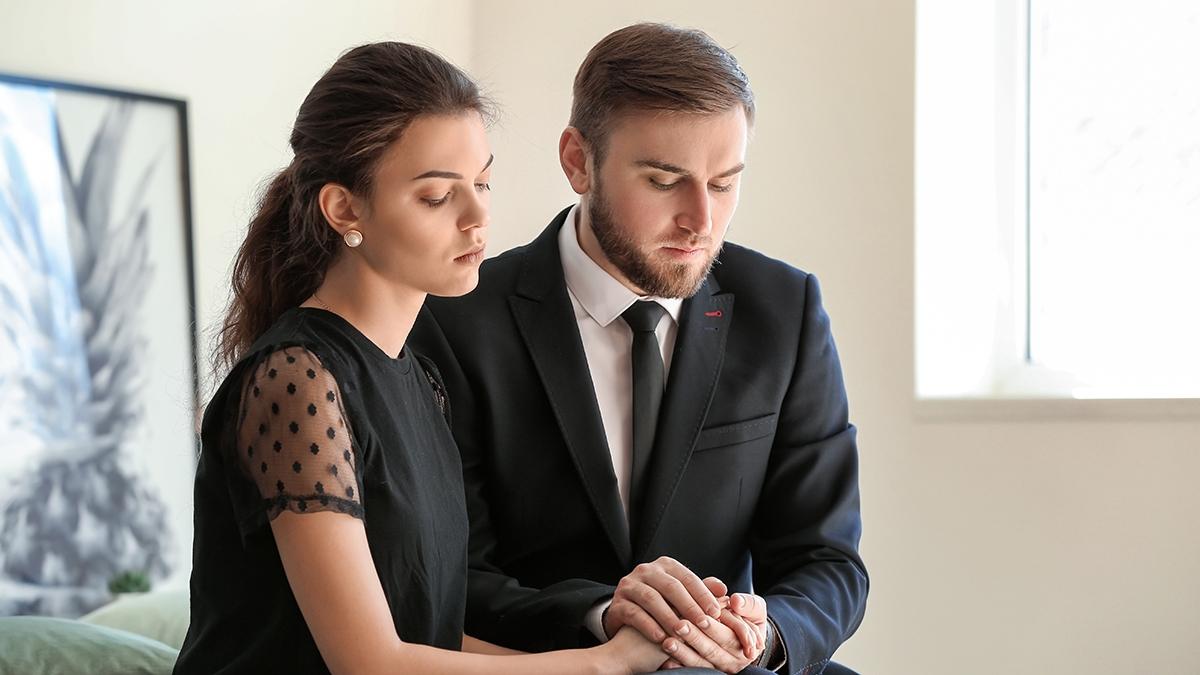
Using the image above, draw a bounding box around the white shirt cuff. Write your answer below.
[584,597,614,643]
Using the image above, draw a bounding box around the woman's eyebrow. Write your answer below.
[413,154,494,181]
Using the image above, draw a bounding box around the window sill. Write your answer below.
[913,396,1200,422]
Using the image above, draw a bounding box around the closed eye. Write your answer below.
[422,193,451,208]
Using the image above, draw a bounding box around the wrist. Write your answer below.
[593,637,627,675]
[754,617,774,667]
[754,615,787,671]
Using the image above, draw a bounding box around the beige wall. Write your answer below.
[470,1,1200,673]
[3,1,1197,672]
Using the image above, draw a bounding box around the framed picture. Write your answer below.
[0,73,198,616]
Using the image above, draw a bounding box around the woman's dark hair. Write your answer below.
[215,42,490,370]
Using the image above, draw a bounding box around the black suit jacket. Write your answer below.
[410,208,867,673]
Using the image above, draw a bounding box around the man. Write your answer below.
[411,23,867,675]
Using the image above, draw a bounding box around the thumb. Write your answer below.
[732,593,767,621]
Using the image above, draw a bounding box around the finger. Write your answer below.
[731,592,768,623]
[661,637,713,670]
[672,619,744,667]
[667,560,724,619]
[619,580,682,640]
[656,558,722,620]
[719,609,758,659]
[726,595,766,654]
[660,658,683,670]
[670,620,746,673]
[611,597,670,642]
[695,611,750,661]
[703,576,728,598]
[644,568,715,629]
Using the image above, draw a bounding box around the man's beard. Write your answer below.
[587,178,719,299]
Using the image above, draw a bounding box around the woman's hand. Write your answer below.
[659,608,762,673]
[602,625,670,674]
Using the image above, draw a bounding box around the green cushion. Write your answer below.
[80,590,190,650]
[0,616,178,674]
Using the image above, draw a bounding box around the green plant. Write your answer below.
[107,570,151,595]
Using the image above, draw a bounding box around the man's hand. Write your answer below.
[603,557,724,643]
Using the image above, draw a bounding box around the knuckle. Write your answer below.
[677,643,696,662]
[635,615,658,635]
[666,576,687,595]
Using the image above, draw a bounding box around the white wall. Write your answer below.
[470,2,1200,674]
[3,1,1197,672]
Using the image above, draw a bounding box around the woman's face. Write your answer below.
[353,111,492,298]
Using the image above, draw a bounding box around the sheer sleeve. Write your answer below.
[234,347,363,521]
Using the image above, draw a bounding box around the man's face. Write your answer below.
[584,108,748,299]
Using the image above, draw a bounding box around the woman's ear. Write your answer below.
[559,127,593,196]
[317,183,362,236]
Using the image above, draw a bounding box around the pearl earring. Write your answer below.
[344,230,363,248]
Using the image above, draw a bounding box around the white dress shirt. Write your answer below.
[559,204,683,519]
[558,205,683,642]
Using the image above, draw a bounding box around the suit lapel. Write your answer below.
[509,209,632,566]
[632,278,734,560]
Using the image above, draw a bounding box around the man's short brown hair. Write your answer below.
[570,23,755,162]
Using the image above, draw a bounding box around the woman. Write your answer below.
[173,42,670,674]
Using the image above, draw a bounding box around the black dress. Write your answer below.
[175,308,468,674]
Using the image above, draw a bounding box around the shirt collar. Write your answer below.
[558,204,684,328]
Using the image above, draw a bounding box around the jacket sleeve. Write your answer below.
[749,273,869,674]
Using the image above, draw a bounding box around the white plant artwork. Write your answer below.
[0,80,197,617]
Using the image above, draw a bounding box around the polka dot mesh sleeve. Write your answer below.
[235,348,363,521]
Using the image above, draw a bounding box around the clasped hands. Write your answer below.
[603,557,769,673]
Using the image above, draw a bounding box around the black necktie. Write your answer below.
[621,300,666,524]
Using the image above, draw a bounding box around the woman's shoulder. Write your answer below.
[247,308,349,356]
[204,310,356,419]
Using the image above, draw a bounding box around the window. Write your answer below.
[915,0,1200,402]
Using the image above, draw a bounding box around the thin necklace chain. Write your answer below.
[311,292,333,313]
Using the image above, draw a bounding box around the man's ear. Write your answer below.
[317,183,362,236]
[559,127,594,195]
